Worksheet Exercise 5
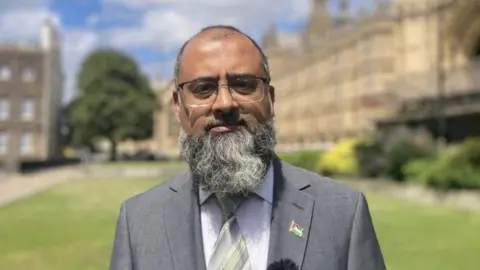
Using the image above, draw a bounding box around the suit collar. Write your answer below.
[267,156,315,268]
[162,172,206,270]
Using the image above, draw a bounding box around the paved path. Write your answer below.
[0,165,184,207]
[0,166,85,207]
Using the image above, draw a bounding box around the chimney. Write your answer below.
[41,18,59,51]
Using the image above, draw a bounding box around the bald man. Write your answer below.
[109,25,386,270]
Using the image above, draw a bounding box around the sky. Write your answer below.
[0,0,375,103]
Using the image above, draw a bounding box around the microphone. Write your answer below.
[267,259,299,270]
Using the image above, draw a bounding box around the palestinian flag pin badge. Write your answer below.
[289,220,304,238]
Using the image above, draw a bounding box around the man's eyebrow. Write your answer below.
[184,73,259,84]
[226,73,258,79]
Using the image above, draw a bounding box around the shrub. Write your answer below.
[448,137,480,166]
[381,127,437,181]
[355,140,388,178]
[278,150,323,172]
[317,138,361,176]
[404,138,480,190]
[403,157,439,186]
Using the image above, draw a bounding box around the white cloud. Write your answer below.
[103,0,311,51]
[106,8,198,51]
[0,0,59,42]
[142,60,176,80]
[62,30,100,101]
[104,0,175,9]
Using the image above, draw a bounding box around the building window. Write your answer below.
[20,132,34,154]
[22,68,36,82]
[0,98,9,120]
[0,131,7,154]
[0,66,11,81]
[21,99,35,121]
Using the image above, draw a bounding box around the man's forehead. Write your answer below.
[182,30,258,58]
[178,30,262,78]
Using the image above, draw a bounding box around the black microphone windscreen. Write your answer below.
[267,259,299,270]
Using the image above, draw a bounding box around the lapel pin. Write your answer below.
[289,220,304,238]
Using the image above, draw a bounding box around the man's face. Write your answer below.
[173,29,277,195]
[173,31,275,135]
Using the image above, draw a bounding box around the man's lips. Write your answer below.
[209,125,240,133]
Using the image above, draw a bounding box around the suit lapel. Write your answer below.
[267,158,315,269]
[162,173,206,270]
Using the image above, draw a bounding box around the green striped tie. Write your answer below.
[207,194,251,270]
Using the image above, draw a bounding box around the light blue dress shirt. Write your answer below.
[199,164,274,270]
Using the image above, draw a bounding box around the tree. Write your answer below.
[67,48,158,160]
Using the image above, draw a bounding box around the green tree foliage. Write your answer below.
[67,49,157,160]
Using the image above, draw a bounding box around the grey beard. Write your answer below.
[179,121,277,196]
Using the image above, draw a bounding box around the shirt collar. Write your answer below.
[198,161,274,205]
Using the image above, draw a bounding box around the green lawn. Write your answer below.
[0,178,479,270]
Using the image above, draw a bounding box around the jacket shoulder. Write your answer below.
[121,171,190,212]
[280,160,361,200]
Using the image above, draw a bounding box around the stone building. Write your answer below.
[155,0,480,152]
[270,0,480,149]
[0,19,63,171]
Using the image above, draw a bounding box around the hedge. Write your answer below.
[277,150,323,172]
[404,137,480,190]
[278,134,480,191]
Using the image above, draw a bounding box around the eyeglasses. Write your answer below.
[176,76,268,108]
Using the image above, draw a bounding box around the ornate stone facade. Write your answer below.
[154,0,480,152]
[271,0,480,150]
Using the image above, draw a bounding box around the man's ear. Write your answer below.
[172,89,181,123]
[269,85,275,117]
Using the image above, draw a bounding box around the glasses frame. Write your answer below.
[176,75,270,108]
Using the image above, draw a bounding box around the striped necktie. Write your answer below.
[207,194,252,270]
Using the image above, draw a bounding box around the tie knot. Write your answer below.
[214,193,246,219]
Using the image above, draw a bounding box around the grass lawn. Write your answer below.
[0,178,479,270]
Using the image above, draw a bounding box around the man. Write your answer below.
[110,25,386,270]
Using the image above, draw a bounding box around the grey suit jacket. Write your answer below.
[110,158,386,270]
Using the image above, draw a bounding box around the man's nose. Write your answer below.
[211,84,238,112]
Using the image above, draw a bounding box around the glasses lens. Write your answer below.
[182,81,218,106]
[230,78,265,104]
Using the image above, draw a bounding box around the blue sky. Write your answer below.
[0,0,374,103]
